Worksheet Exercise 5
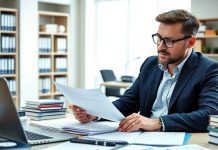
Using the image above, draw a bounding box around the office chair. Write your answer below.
[100,69,121,97]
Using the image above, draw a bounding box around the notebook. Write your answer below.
[0,78,74,145]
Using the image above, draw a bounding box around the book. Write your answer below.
[25,111,65,117]
[209,121,218,128]
[210,115,218,123]
[30,118,118,136]
[25,103,63,108]
[25,105,63,110]
[28,114,66,121]
[26,99,64,105]
[207,125,218,132]
[22,107,67,113]
[209,135,218,145]
[209,131,218,137]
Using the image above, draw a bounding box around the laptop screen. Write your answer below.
[0,78,28,144]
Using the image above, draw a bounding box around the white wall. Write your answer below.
[191,0,218,19]
[19,0,38,107]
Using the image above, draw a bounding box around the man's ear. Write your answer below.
[188,36,196,48]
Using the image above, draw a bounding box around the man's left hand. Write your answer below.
[118,113,161,132]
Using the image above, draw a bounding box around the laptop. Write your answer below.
[0,78,74,145]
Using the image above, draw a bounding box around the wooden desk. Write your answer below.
[100,81,132,89]
[188,133,217,150]
[31,133,217,150]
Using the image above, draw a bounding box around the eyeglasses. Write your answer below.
[152,33,191,48]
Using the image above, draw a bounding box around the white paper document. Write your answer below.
[54,82,125,122]
[88,131,186,146]
[117,144,209,150]
[43,141,113,150]
[30,118,119,136]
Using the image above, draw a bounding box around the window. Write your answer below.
[85,0,191,88]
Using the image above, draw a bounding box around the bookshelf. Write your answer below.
[0,7,19,108]
[195,18,218,60]
[38,10,69,100]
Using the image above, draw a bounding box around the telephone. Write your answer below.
[121,75,135,82]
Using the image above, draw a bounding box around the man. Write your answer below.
[70,9,218,132]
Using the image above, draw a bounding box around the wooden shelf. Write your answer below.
[0,53,17,56]
[39,11,69,17]
[0,8,19,108]
[39,32,68,36]
[0,74,17,78]
[196,36,218,39]
[199,18,218,22]
[195,18,218,61]
[38,8,69,99]
[0,31,17,34]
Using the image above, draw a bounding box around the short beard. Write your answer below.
[158,49,180,66]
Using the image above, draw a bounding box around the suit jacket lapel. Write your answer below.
[168,52,198,111]
[143,65,163,116]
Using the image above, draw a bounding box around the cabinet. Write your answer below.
[38,11,69,99]
[195,18,218,60]
[0,8,19,107]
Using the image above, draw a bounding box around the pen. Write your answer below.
[69,138,116,147]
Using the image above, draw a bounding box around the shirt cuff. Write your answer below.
[160,117,165,131]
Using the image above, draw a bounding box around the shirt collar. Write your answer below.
[158,49,192,74]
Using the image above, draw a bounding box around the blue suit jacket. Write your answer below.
[113,51,218,132]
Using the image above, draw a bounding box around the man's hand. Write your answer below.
[69,104,97,123]
[118,113,161,132]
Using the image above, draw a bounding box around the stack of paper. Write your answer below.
[30,118,119,136]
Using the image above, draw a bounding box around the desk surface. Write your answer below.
[100,81,132,88]
[31,133,217,150]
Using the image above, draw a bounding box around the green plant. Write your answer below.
[202,45,212,54]
[213,47,218,54]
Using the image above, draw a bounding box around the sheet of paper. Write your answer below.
[43,141,112,150]
[88,131,186,146]
[54,82,124,122]
[88,131,142,143]
[118,144,210,150]
[133,132,185,146]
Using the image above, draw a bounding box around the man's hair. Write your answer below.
[155,9,199,36]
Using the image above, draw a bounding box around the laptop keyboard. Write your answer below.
[25,131,52,141]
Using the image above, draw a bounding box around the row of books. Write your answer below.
[0,13,16,31]
[39,77,51,94]
[55,58,67,72]
[6,79,16,96]
[0,35,16,52]
[0,58,15,74]
[197,24,217,37]
[22,99,66,121]
[39,37,51,53]
[38,37,67,53]
[39,77,67,94]
[55,77,67,86]
[55,37,67,53]
[207,115,218,145]
[39,58,51,73]
[38,57,67,73]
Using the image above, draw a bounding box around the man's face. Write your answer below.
[156,23,191,66]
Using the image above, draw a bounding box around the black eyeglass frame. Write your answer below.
[152,33,192,48]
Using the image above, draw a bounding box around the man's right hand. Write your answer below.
[69,104,97,123]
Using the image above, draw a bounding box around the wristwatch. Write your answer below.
[158,117,163,131]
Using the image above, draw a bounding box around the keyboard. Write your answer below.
[25,131,52,141]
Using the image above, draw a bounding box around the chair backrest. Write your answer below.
[100,69,117,82]
[100,69,121,97]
